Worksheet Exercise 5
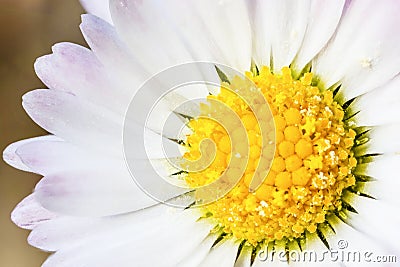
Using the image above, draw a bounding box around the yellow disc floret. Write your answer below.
[183,66,357,246]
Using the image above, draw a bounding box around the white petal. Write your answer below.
[41,209,212,267]
[352,125,400,156]
[34,42,130,115]
[28,143,183,214]
[109,0,252,73]
[79,14,148,92]
[248,0,272,68]
[234,246,252,267]
[341,159,400,260]
[355,156,400,206]
[297,233,342,266]
[13,130,178,179]
[80,0,112,24]
[179,0,252,72]
[34,168,158,216]
[3,135,60,172]
[292,0,345,73]
[22,89,123,155]
[324,216,397,267]
[28,204,169,251]
[342,192,400,259]
[250,0,310,73]
[171,0,253,72]
[177,234,218,267]
[313,0,400,100]
[15,138,118,176]
[81,16,213,138]
[11,194,56,230]
[199,238,240,267]
[350,75,400,126]
[24,89,189,161]
[109,0,191,73]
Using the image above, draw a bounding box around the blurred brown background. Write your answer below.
[0,1,85,266]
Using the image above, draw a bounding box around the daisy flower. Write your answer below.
[4,0,400,266]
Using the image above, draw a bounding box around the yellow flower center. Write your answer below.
[183,66,357,246]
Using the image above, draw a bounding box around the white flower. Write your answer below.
[4,0,400,266]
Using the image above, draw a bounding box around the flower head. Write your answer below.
[4,0,400,266]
